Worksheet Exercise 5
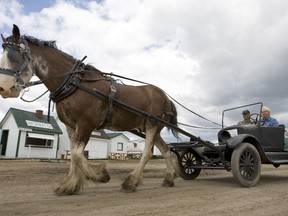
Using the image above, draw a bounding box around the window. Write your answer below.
[117,142,123,151]
[25,133,54,148]
[133,143,137,148]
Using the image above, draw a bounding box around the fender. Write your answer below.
[227,134,268,161]
[227,134,260,148]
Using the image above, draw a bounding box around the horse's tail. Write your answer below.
[169,100,179,139]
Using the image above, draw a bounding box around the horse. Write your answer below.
[0,24,179,195]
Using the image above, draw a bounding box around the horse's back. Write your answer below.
[118,84,170,112]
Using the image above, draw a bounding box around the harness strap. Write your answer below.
[16,39,31,73]
[47,57,87,121]
[49,57,87,103]
[49,72,81,103]
[104,80,120,127]
[0,68,17,76]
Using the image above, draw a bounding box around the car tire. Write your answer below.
[178,148,202,180]
[231,142,261,187]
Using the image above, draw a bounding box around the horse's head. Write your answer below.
[0,24,34,98]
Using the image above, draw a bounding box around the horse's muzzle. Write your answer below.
[0,85,20,98]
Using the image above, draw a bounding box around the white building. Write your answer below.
[0,108,62,158]
[57,118,134,160]
[0,108,162,159]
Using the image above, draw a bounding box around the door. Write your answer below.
[0,130,9,156]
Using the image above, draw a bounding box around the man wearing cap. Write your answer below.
[238,110,251,125]
[260,106,279,127]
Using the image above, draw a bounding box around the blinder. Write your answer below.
[0,36,32,88]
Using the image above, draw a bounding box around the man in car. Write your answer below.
[260,106,279,127]
[238,109,252,125]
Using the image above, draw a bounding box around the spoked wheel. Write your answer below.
[231,142,261,187]
[178,148,202,180]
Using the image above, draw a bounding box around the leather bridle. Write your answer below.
[0,35,33,89]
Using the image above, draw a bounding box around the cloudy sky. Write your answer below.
[0,0,288,142]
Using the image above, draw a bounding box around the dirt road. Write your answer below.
[0,159,288,216]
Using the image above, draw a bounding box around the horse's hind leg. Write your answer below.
[154,134,178,187]
[54,126,110,195]
[121,127,156,192]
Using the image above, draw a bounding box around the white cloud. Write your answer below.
[0,0,288,141]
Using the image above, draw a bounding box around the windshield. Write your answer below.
[221,102,263,128]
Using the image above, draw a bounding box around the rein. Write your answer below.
[20,89,49,102]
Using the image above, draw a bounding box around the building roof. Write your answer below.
[90,129,110,140]
[107,132,129,140]
[0,108,62,134]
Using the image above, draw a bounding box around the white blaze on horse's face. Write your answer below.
[0,48,34,98]
[0,50,19,98]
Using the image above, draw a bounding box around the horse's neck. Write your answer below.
[31,45,76,92]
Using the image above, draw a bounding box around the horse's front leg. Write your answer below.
[54,126,110,196]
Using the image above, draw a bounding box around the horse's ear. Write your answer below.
[1,34,6,42]
[12,24,20,43]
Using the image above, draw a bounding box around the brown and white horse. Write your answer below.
[0,25,179,195]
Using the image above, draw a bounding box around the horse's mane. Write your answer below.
[22,35,58,49]
[21,35,76,60]
[84,64,100,72]
[21,35,102,73]
[84,64,102,73]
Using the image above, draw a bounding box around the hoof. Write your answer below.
[121,183,137,192]
[161,180,174,187]
[54,184,80,196]
[100,169,111,183]
[121,174,140,192]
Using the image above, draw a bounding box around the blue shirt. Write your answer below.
[260,117,279,127]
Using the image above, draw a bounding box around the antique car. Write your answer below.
[170,102,288,187]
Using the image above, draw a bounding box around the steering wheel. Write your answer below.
[249,113,264,125]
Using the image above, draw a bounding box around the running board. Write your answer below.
[265,152,288,164]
